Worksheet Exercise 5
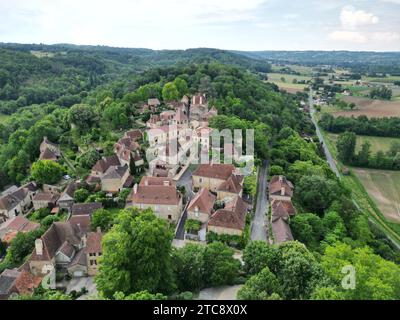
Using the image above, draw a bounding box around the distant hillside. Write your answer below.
[0,43,271,114]
[233,50,400,74]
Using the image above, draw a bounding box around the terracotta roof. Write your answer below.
[32,192,59,203]
[59,183,76,201]
[125,129,143,141]
[68,215,91,234]
[72,202,102,216]
[0,216,40,235]
[39,148,58,161]
[129,184,180,205]
[188,188,216,216]
[208,196,247,231]
[139,176,175,186]
[271,200,296,220]
[193,164,236,181]
[14,270,42,296]
[86,175,101,184]
[271,218,293,244]
[217,174,243,195]
[269,175,294,198]
[85,231,102,254]
[92,155,121,174]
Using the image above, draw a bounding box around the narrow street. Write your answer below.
[250,160,269,242]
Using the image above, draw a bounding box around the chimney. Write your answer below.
[279,176,283,182]
[97,226,102,233]
[163,180,170,186]
[82,234,87,247]
[144,179,149,186]
[133,183,138,194]
[35,239,43,255]
[281,187,285,196]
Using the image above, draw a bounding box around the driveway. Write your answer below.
[250,161,269,241]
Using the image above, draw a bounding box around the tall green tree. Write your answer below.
[162,82,179,102]
[96,208,175,298]
[336,132,356,164]
[31,160,65,185]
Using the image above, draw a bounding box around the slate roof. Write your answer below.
[0,269,20,296]
[92,155,121,174]
[72,203,102,216]
[102,165,128,180]
[85,231,102,254]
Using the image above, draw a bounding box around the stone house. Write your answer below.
[268,175,294,201]
[187,188,216,223]
[208,195,248,236]
[126,176,183,223]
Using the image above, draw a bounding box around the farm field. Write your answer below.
[330,96,400,118]
[266,72,310,92]
[327,134,400,154]
[352,168,400,223]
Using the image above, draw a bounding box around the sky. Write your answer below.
[0,0,399,51]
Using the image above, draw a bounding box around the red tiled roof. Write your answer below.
[188,188,216,216]
[217,174,243,195]
[14,270,42,296]
[269,175,294,198]
[193,164,235,181]
[208,196,247,231]
[85,231,102,254]
[92,155,120,174]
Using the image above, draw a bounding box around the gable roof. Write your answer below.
[85,231,102,254]
[92,155,121,174]
[271,218,293,244]
[0,269,20,296]
[39,148,58,161]
[217,174,243,195]
[102,165,129,180]
[14,270,42,296]
[0,187,29,211]
[193,164,236,181]
[29,222,83,262]
[131,177,180,206]
[57,241,75,259]
[125,129,143,141]
[68,215,91,234]
[208,196,247,231]
[271,199,296,220]
[0,216,40,235]
[269,175,294,198]
[58,183,76,202]
[139,176,175,186]
[187,188,216,216]
[72,203,102,216]
[32,192,59,203]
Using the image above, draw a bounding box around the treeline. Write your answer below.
[319,113,400,137]
[337,132,400,170]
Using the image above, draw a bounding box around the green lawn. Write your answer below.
[328,134,400,154]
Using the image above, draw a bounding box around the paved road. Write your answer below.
[309,90,340,178]
[250,160,269,241]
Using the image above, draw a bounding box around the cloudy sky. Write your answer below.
[1,0,399,51]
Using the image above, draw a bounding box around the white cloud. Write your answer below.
[340,6,379,28]
[370,32,400,42]
[328,30,367,43]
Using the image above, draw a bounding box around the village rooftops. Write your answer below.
[148,98,161,106]
[85,230,102,254]
[130,176,180,206]
[0,216,40,235]
[208,196,248,232]
[217,174,244,194]
[269,175,294,198]
[0,187,29,211]
[271,199,296,220]
[71,202,102,216]
[125,129,143,141]
[102,165,129,180]
[187,188,216,216]
[32,192,59,203]
[193,163,236,181]
[92,155,121,174]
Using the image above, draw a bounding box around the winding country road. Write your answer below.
[250,160,269,242]
[309,90,340,178]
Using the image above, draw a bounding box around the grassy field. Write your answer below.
[318,128,400,242]
[352,168,400,223]
[327,134,400,154]
[266,73,311,92]
[328,96,400,118]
